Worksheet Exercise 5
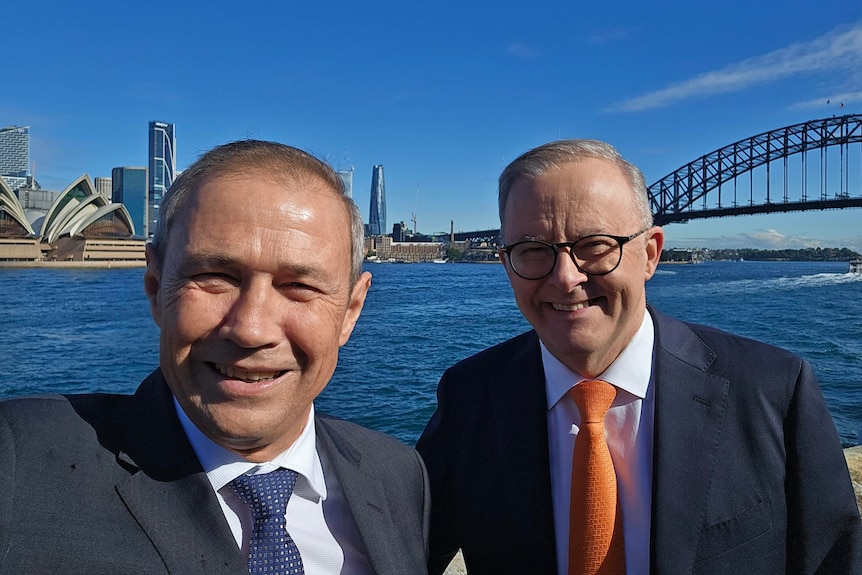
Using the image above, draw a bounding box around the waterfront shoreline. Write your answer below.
[0,260,145,269]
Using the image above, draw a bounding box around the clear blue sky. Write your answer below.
[4,1,861,250]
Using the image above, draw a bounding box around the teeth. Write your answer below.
[216,364,282,382]
[552,301,589,312]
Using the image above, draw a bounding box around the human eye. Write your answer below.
[191,271,239,290]
[276,277,327,302]
[514,242,552,260]
[575,236,616,254]
[281,281,316,292]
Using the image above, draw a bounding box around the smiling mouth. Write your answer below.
[213,364,286,383]
[551,298,598,312]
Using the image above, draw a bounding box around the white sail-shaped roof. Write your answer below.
[0,177,36,236]
[39,174,137,242]
[50,194,104,241]
[42,175,103,242]
[66,202,135,238]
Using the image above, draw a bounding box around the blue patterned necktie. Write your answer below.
[229,469,305,575]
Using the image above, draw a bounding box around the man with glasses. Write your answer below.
[416,139,860,574]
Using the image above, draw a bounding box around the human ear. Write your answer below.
[143,243,163,327]
[339,271,372,346]
[643,226,665,280]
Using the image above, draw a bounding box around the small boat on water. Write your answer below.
[849,260,862,274]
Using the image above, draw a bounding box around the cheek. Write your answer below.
[607,276,644,312]
[165,291,230,341]
[307,301,350,332]
[508,276,537,300]
[284,304,348,352]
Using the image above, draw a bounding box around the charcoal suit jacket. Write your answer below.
[416,306,861,574]
[0,370,430,575]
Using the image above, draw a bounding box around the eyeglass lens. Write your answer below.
[508,236,622,278]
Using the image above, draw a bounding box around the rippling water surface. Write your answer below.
[1,261,860,446]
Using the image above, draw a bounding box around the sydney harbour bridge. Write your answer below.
[453,114,862,247]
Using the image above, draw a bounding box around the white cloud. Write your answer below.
[587,27,635,45]
[666,228,862,251]
[508,43,537,59]
[606,21,862,113]
[740,229,784,246]
[789,90,862,110]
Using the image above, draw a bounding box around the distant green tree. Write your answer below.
[705,247,860,261]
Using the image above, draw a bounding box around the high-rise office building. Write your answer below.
[148,121,176,238]
[94,177,112,201]
[113,166,148,238]
[368,165,386,236]
[0,126,30,191]
[337,166,354,199]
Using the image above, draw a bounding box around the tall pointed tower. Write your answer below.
[148,121,176,238]
[368,165,386,236]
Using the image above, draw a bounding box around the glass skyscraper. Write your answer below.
[148,121,176,238]
[0,126,30,191]
[368,165,386,236]
[112,167,148,238]
[337,167,354,199]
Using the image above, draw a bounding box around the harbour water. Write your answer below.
[1,260,860,447]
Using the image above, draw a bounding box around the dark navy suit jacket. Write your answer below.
[417,307,861,574]
[0,370,430,575]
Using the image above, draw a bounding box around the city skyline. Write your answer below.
[4,1,861,250]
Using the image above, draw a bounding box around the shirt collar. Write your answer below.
[173,398,327,499]
[543,310,655,410]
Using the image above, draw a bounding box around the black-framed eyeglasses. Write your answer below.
[501,228,650,280]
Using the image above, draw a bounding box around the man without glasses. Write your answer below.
[417,139,861,574]
[0,140,429,574]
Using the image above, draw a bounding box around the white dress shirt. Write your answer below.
[175,401,372,575]
[545,311,655,575]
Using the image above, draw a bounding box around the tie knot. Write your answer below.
[569,379,616,423]
[228,468,298,521]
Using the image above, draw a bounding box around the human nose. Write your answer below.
[221,279,282,349]
[548,246,589,289]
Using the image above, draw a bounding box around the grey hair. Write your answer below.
[149,139,366,286]
[498,139,653,238]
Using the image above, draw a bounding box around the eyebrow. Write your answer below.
[520,230,612,242]
[181,252,237,268]
[178,252,329,281]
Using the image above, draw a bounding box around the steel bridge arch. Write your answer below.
[649,114,862,225]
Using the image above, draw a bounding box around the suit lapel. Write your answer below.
[649,309,729,574]
[117,471,246,574]
[314,417,396,575]
[113,371,247,575]
[494,333,558,574]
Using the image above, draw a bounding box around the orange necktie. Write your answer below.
[568,380,626,575]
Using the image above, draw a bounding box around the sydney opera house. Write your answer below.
[0,174,145,265]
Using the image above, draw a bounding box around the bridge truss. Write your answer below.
[649,114,862,225]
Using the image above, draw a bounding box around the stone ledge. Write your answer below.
[844,445,862,513]
[443,552,466,575]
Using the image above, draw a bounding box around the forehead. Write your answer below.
[503,158,637,238]
[188,169,346,220]
[169,171,350,260]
